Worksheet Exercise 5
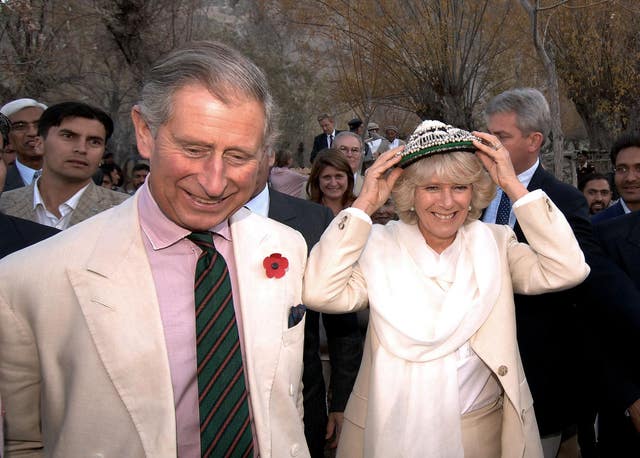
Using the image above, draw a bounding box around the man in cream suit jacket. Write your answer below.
[0,42,310,457]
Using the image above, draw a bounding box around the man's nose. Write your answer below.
[200,156,227,197]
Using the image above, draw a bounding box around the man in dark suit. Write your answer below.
[481,88,640,457]
[247,151,363,457]
[0,112,59,258]
[592,131,640,223]
[310,113,342,163]
[593,211,640,456]
[1,98,48,192]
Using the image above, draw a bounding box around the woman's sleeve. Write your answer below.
[302,208,370,313]
[506,189,591,294]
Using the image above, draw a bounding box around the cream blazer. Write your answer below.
[0,195,310,458]
[303,192,590,458]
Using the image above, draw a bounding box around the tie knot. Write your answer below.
[188,231,216,252]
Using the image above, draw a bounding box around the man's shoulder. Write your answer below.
[591,201,624,224]
[89,183,130,205]
[0,213,59,259]
[528,166,585,213]
[0,183,32,203]
[2,164,25,192]
[268,189,333,230]
[0,197,135,273]
[0,184,34,216]
[594,209,638,240]
[270,189,328,214]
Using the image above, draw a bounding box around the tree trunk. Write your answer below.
[519,0,565,179]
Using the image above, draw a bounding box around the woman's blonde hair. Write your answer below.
[392,151,496,225]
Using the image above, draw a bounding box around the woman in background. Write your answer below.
[307,149,356,216]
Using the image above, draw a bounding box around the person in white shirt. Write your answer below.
[0,102,128,229]
[384,125,406,149]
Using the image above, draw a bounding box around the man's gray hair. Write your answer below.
[334,131,364,148]
[138,41,279,148]
[485,88,551,143]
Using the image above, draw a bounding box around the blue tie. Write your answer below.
[496,191,512,225]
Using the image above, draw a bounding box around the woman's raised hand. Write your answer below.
[352,146,404,216]
[472,132,528,202]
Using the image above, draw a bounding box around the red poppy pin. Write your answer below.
[263,253,289,279]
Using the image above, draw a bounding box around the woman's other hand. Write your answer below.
[472,131,528,202]
[352,146,404,216]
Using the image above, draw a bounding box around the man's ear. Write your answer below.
[267,151,276,168]
[131,106,154,160]
[528,131,544,152]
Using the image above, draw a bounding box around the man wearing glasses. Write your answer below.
[333,131,365,195]
[592,131,640,223]
[1,98,48,192]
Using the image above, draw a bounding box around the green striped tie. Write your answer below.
[188,232,254,457]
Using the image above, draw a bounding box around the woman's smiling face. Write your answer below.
[413,177,472,253]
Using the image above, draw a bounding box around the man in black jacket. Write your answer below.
[310,113,342,163]
[0,112,59,259]
[482,88,640,457]
[246,150,363,457]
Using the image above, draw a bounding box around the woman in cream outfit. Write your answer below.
[302,121,590,458]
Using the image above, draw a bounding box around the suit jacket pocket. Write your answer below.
[283,313,305,347]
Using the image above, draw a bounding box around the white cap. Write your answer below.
[0,98,48,117]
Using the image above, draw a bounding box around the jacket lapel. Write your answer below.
[67,197,176,456]
[70,182,101,226]
[229,208,288,447]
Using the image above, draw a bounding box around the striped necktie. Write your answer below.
[188,232,254,457]
[495,190,512,225]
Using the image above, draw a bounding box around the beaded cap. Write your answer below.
[398,120,479,168]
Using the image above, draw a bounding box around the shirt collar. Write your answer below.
[517,159,539,188]
[244,185,270,217]
[138,181,231,251]
[32,177,90,212]
[620,198,632,214]
[15,158,41,185]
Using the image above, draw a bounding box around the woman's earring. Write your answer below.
[410,206,415,212]
[468,205,472,211]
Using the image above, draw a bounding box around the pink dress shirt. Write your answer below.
[137,183,256,457]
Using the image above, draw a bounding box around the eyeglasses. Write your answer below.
[338,145,361,155]
[11,121,39,131]
[614,165,640,175]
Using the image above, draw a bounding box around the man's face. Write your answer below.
[133,84,266,231]
[334,135,362,173]
[38,117,107,183]
[132,168,149,189]
[487,111,539,175]
[614,146,640,211]
[385,129,397,141]
[319,117,334,135]
[582,178,611,214]
[8,106,44,161]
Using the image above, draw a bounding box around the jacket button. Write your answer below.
[498,365,508,376]
[290,443,300,456]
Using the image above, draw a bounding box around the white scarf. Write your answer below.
[357,220,501,457]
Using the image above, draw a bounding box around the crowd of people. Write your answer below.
[0,40,639,458]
